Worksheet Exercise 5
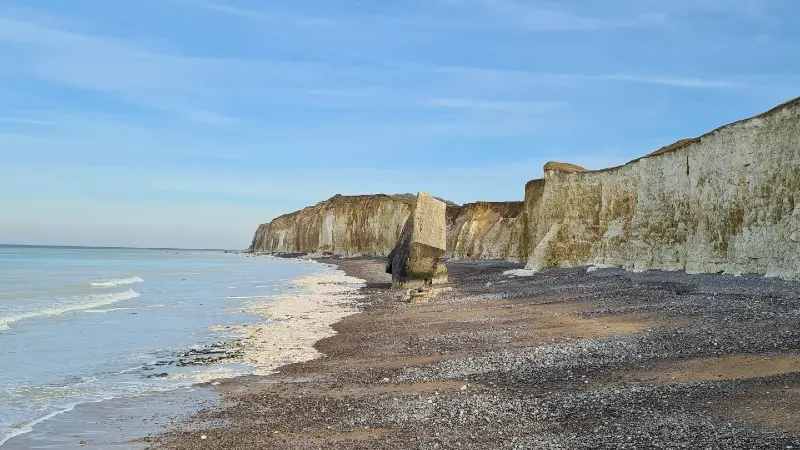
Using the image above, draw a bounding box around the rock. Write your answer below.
[387,192,449,290]
[446,201,527,261]
[247,194,526,261]
[523,97,800,280]
[147,372,169,378]
[243,96,800,280]
[543,161,589,175]
[248,194,416,256]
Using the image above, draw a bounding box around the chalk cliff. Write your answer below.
[248,96,799,279]
[248,194,415,256]
[523,97,800,279]
[446,202,527,261]
[249,195,525,259]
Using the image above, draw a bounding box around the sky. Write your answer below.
[0,0,798,249]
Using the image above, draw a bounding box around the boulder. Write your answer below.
[386,192,448,289]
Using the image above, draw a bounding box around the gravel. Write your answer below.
[152,259,800,449]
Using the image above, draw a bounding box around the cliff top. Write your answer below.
[446,201,524,220]
[327,193,416,204]
[541,94,800,177]
[264,194,416,224]
[544,161,589,174]
[394,193,458,206]
[629,95,799,166]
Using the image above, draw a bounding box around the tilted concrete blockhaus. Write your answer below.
[386,192,448,289]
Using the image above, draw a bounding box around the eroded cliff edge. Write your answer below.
[249,195,525,260]
[248,194,415,256]
[523,97,800,278]
[446,202,527,261]
[248,96,799,278]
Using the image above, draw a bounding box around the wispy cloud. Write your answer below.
[174,0,337,26]
[1,0,795,249]
[430,65,744,90]
[435,0,664,31]
[179,0,662,33]
[424,98,566,114]
[0,116,57,126]
[578,74,743,89]
[175,0,271,20]
[0,15,232,122]
[0,1,752,134]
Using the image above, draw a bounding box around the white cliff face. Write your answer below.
[248,97,799,279]
[446,202,527,261]
[525,98,800,279]
[248,194,415,256]
[250,196,527,260]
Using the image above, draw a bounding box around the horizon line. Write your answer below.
[0,243,233,252]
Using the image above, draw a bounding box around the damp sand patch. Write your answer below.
[625,354,800,384]
[622,354,800,434]
[233,270,365,376]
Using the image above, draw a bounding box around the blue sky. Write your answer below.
[1,0,798,249]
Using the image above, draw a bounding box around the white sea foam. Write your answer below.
[235,270,365,376]
[90,277,144,287]
[84,307,134,314]
[0,290,140,330]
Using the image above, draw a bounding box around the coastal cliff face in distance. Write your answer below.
[446,201,527,261]
[250,194,527,260]
[247,96,799,279]
[248,194,415,256]
[524,97,800,279]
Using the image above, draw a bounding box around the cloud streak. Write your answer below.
[435,0,664,31]
[1,0,796,248]
[429,65,745,91]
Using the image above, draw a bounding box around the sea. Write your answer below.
[0,244,324,446]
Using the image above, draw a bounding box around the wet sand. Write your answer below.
[3,387,216,450]
[150,258,800,449]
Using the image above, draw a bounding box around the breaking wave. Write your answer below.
[90,277,144,287]
[0,290,141,330]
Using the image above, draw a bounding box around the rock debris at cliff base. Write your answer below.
[151,259,800,450]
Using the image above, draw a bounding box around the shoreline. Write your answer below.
[151,257,800,449]
[230,265,366,376]
[1,256,361,449]
[7,255,799,448]
[1,386,218,450]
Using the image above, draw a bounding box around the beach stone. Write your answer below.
[386,192,448,290]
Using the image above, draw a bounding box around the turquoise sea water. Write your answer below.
[0,245,322,445]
